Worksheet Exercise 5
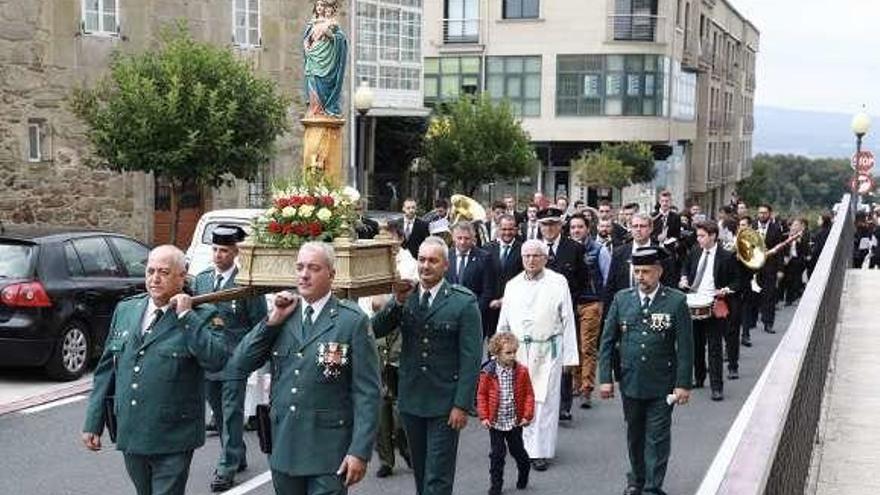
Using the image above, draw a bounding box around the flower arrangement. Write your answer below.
[253,169,360,248]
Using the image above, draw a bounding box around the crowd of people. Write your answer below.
[80,190,835,495]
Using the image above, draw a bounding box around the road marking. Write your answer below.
[19,394,87,415]
[221,471,272,495]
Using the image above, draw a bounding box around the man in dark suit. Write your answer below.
[445,221,496,338]
[520,204,542,241]
[598,200,629,246]
[401,198,430,259]
[780,217,809,305]
[679,221,741,401]
[503,194,525,226]
[753,204,784,333]
[355,201,380,240]
[652,190,681,243]
[605,213,677,310]
[486,214,524,336]
[486,201,507,242]
[537,207,585,421]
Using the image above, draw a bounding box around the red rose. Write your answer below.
[309,222,322,237]
[290,196,303,207]
[304,196,317,206]
[293,223,307,236]
[321,195,334,207]
[282,223,293,235]
[268,221,281,234]
[274,198,288,209]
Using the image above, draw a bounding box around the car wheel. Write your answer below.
[46,321,91,381]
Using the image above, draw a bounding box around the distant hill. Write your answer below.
[754,106,871,160]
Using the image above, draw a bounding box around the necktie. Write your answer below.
[642,296,651,313]
[213,274,224,291]
[501,244,510,267]
[405,221,412,239]
[692,250,709,290]
[420,291,431,313]
[529,225,536,239]
[143,309,163,336]
[456,254,466,282]
[547,242,555,259]
[303,305,315,332]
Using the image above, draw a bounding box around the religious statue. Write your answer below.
[303,0,347,117]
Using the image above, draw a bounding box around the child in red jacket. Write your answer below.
[477,332,536,495]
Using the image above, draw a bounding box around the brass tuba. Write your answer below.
[735,226,767,270]
[450,194,490,245]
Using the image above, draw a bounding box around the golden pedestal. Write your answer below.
[302,116,345,183]
[236,237,398,299]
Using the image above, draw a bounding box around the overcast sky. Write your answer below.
[734,0,878,115]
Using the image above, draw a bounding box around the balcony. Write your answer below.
[442,18,480,45]
[606,14,667,43]
[743,114,755,134]
[698,39,714,68]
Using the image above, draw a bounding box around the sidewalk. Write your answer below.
[812,270,880,494]
[0,370,92,416]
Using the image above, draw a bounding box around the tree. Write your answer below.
[571,142,656,193]
[737,154,852,214]
[421,94,536,196]
[70,24,289,243]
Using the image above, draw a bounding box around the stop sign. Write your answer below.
[852,151,875,174]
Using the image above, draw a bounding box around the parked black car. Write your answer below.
[0,228,149,380]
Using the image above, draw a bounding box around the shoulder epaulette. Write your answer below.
[336,298,363,314]
[197,267,215,277]
[449,284,476,298]
[120,292,148,303]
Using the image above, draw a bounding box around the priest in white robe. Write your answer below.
[497,239,578,471]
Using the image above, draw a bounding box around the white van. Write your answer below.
[185,208,264,276]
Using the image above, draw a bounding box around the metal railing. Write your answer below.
[697,194,856,495]
[607,14,666,43]
[442,18,480,44]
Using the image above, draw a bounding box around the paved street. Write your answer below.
[0,305,794,495]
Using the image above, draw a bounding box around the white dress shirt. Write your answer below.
[141,300,172,334]
[638,284,660,307]
[213,265,236,289]
[418,281,444,307]
[302,290,332,324]
[695,245,718,296]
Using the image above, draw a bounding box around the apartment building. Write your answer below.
[0,0,321,246]
[422,0,757,211]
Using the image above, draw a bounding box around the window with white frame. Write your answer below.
[356,0,422,93]
[233,0,260,47]
[82,0,119,35]
[27,120,47,163]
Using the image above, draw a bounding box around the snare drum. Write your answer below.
[686,293,714,320]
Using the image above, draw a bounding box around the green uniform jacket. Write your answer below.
[82,294,227,454]
[192,267,268,380]
[598,286,694,399]
[230,296,381,477]
[371,281,482,418]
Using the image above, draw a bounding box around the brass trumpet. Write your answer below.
[450,194,490,245]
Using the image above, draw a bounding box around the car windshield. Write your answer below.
[0,244,35,278]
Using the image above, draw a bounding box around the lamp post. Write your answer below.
[851,109,871,200]
[354,79,374,200]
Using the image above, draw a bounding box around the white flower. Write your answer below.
[281,206,297,219]
[265,207,278,217]
[342,186,360,203]
[299,204,315,218]
[316,208,332,221]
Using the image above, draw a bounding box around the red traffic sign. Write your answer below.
[852,150,875,173]
[851,174,875,195]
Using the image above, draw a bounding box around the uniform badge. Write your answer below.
[649,313,671,332]
[212,316,225,327]
[620,321,628,333]
[317,342,350,379]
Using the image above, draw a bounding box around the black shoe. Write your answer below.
[711,390,724,401]
[624,485,642,495]
[531,458,549,471]
[728,369,739,380]
[488,487,502,495]
[741,337,752,347]
[237,462,248,473]
[559,411,572,421]
[764,326,776,334]
[376,465,393,478]
[210,473,234,492]
[243,415,258,432]
[580,397,592,409]
[516,468,530,489]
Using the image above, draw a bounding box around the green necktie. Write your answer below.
[303,305,315,332]
[213,274,224,291]
[420,291,431,313]
[642,296,651,314]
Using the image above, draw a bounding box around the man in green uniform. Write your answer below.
[230,241,381,495]
[599,247,693,495]
[82,245,227,495]
[372,235,483,495]
[192,226,268,491]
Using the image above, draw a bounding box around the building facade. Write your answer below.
[0,0,329,246]
[421,0,757,211]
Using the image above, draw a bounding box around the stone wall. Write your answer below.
[0,0,337,243]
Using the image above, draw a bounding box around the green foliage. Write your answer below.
[737,154,852,214]
[421,95,536,196]
[572,142,656,188]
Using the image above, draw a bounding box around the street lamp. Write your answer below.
[852,109,871,155]
[354,80,374,201]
